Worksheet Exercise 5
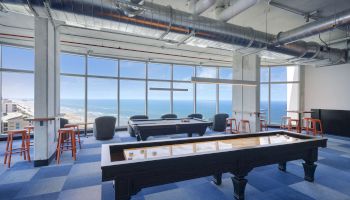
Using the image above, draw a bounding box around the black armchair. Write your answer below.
[161,114,178,119]
[93,116,116,140]
[128,115,149,137]
[188,113,203,119]
[212,113,229,132]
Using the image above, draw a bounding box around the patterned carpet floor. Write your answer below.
[1,130,350,200]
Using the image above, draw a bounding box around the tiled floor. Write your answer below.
[1,130,350,200]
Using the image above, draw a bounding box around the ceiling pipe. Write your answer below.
[216,0,259,22]
[0,0,347,64]
[274,8,350,45]
[189,0,216,15]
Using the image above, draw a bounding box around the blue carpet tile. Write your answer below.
[1,130,350,200]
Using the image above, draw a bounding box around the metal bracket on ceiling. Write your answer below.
[176,30,195,47]
[158,6,173,40]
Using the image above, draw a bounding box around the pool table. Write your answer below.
[128,118,212,141]
[101,131,327,200]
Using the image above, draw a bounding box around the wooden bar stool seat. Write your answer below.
[4,129,31,168]
[260,119,268,131]
[288,119,300,132]
[238,119,251,133]
[280,116,291,129]
[56,128,76,164]
[309,119,324,137]
[226,118,238,134]
[64,124,82,149]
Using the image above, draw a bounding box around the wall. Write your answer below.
[304,63,350,111]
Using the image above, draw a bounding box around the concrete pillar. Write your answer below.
[34,17,60,167]
[232,53,260,132]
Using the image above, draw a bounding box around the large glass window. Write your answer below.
[1,72,34,133]
[88,56,117,77]
[196,83,216,120]
[120,60,145,78]
[219,67,233,80]
[219,85,232,114]
[196,66,216,78]
[60,76,85,123]
[173,65,193,81]
[173,83,193,117]
[119,80,146,125]
[87,78,117,125]
[260,66,299,125]
[148,81,171,119]
[2,46,34,71]
[60,53,85,74]
[148,63,171,80]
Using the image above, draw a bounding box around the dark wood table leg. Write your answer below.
[213,173,222,185]
[114,179,131,200]
[303,162,317,182]
[278,162,287,172]
[232,175,248,200]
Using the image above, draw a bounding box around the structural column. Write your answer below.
[232,53,260,132]
[34,17,60,167]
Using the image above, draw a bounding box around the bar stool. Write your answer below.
[4,129,31,168]
[56,128,76,164]
[288,119,300,132]
[302,118,312,134]
[64,124,82,149]
[226,118,238,134]
[280,116,291,129]
[260,119,268,131]
[309,119,324,137]
[238,119,251,133]
[24,126,34,146]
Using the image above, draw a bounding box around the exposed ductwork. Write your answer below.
[216,0,259,22]
[189,0,216,16]
[274,8,350,45]
[0,0,348,64]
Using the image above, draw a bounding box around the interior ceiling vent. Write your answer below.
[0,0,348,65]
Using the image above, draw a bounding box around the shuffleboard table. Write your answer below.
[128,118,212,141]
[101,131,327,200]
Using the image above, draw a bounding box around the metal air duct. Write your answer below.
[0,0,347,64]
[274,8,350,45]
[216,0,259,22]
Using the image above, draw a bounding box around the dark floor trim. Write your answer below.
[34,152,56,167]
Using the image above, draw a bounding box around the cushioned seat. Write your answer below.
[188,113,203,119]
[93,116,116,140]
[128,115,149,137]
[212,113,229,132]
[161,114,177,119]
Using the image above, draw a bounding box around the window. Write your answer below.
[87,78,118,125]
[60,53,85,74]
[173,65,193,81]
[196,83,216,120]
[219,84,232,114]
[119,80,146,125]
[60,76,85,123]
[88,56,117,77]
[148,63,171,80]
[2,46,34,70]
[120,60,145,78]
[219,67,233,79]
[260,66,299,124]
[148,81,171,119]
[173,82,193,117]
[196,66,216,78]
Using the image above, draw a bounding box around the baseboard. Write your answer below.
[34,152,56,167]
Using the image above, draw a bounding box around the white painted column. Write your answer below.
[34,17,60,166]
[232,53,260,132]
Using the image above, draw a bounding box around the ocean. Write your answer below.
[61,99,287,125]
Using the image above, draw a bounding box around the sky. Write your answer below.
[1,45,291,102]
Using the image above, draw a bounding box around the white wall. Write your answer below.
[304,63,350,111]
